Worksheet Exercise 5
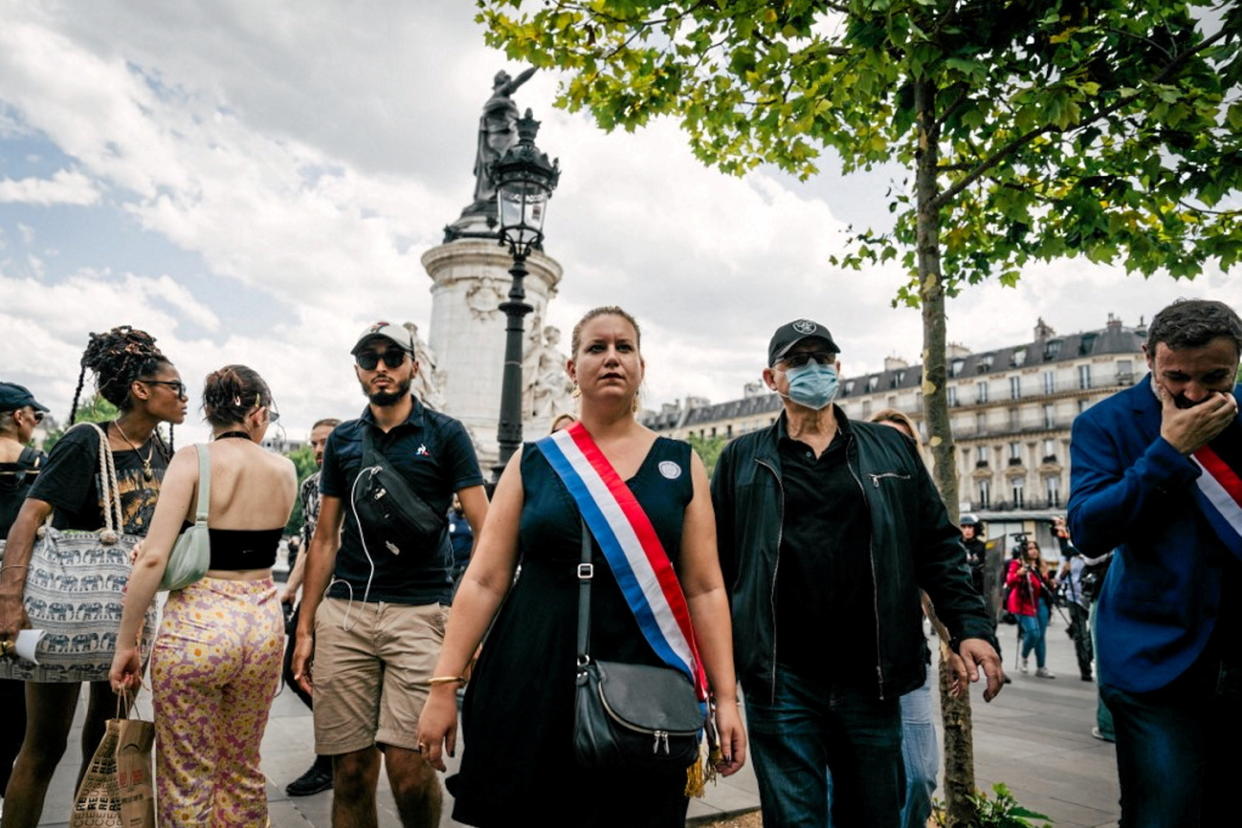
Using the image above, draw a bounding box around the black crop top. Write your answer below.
[180,522,283,570]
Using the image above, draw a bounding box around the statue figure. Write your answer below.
[523,325,575,421]
[472,67,537,209]
[403,322,448,411]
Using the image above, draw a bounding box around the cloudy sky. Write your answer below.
[1,1,1234,442]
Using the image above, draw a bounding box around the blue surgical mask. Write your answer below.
[780,362,839,410]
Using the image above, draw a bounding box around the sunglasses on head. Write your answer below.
[781,352,836,369]
[356,349,407,370]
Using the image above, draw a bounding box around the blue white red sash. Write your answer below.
[1191,442,1242,560]
[537,422,708,701]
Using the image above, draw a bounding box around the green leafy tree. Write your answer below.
[41,394,120,452]
[284,445,319,536]
[687,433,728,477]
[478,1,1239,821]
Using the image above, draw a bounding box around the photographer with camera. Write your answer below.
[1005,539,1057,678]
[1052,517,1094,682]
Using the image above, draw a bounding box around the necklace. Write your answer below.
[113,420,155,482]
[215,430,252,441]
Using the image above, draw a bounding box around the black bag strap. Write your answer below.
[576,520,593,664]
[360,424,383,469]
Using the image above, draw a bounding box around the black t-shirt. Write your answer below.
[320,401,484,605]
[775,417,875,684]
[28,424,168,535]
[0,445,46,537]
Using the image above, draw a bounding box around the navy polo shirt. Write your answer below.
[320,399,485,605]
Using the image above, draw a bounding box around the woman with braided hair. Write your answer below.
[0,326,185,827]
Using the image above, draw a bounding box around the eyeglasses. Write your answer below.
[266,404,281,424]
[30,410,45,424]
[781,352,836,369]
[140,379,188,399]
[355,350,407,371]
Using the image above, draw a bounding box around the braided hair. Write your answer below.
[69,325,175,456]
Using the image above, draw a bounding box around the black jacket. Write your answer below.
[710,409,996,703]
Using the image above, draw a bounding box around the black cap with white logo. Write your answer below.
[768,319,838,366]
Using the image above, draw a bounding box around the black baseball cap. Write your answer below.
[0,382,50,413]
[768,319,839,366]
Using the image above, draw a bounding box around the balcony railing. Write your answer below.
[950,415,1076,439]
[967,497,1064,513]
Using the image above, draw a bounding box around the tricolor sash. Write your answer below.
[537,423,708,701]
[1191,420,1242,560]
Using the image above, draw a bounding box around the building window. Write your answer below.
[726,424,733,438]
[1009,376,1021,400]
[948,387,958,407]
[1116,359,1133,383]
[862,400,872,417]
[1011,476,1025,508]
[976,412,986,433]
[1012,349,1027,367]
[1078,398,1089,414]
[976,381,989,404]
[1044,339,1062,361]
[1042,438,1056,462]
[896,370,906,385]
[978,479,991,509]
[1009,441,1022,460]
[887,395,897,408]
[1043,371,1055,394]
[976,446,989,464]
[868,375,880,391]
[1078,364,1092,390]
[979,355,993,372]
[1043,403,1055,429]
[1045,475,1061,507]
[951,359,965,377]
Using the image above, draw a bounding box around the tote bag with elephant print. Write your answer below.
[0,423,155,683]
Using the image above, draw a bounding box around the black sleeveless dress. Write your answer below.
[448,437,695,827]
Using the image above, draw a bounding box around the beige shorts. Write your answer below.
[311,597,448,755]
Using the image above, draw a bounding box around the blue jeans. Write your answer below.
[1017,603,1049,667]
[746,667,903,827]
[1100,655,1241,827]
[898,668,938,828]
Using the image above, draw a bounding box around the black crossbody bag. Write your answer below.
[573,522,706,768]
[351,428,446,556]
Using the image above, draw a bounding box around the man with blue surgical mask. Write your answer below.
[711,319,1003,827]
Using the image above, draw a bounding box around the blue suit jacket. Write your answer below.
[1068,374,1242,693]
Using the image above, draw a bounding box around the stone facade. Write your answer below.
[421,239,563,468]
[643,315,1147,528]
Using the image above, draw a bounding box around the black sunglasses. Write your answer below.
[140,379,188,399]
[781,352,836,369]
[356,350,407,371]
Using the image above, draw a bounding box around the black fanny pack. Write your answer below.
[351,428,446,557]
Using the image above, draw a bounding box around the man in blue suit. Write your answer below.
[1069,298,1242,827]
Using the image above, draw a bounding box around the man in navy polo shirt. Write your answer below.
[293,322,488,827]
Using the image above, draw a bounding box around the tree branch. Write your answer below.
[929,28,1228,212]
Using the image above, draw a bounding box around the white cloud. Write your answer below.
[0,0,1236,442]
[0,169,98,205]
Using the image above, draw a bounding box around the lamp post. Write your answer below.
[491,108,560,479]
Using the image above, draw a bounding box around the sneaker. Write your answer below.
[286,763,333,797]
[1091,726,1115,743]
[1035,667,1056,679]
[1020,658,1029,674]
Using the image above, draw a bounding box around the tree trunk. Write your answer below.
[914,77,977,827]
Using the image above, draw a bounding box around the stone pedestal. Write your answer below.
[422,239,563,470]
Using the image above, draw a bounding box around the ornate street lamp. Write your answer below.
[491,108,560,478]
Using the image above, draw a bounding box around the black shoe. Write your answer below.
[1081,673,1094,682]
[286,763,333,797]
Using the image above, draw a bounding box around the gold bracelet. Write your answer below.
[427,675,466,686]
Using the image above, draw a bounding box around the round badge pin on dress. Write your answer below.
[658,461,682,480]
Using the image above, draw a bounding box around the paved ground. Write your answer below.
[27,611,1118,826]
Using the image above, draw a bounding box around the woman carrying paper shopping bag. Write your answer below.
[110,365,295,827]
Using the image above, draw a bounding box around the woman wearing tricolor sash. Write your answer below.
[419,306,746,826]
